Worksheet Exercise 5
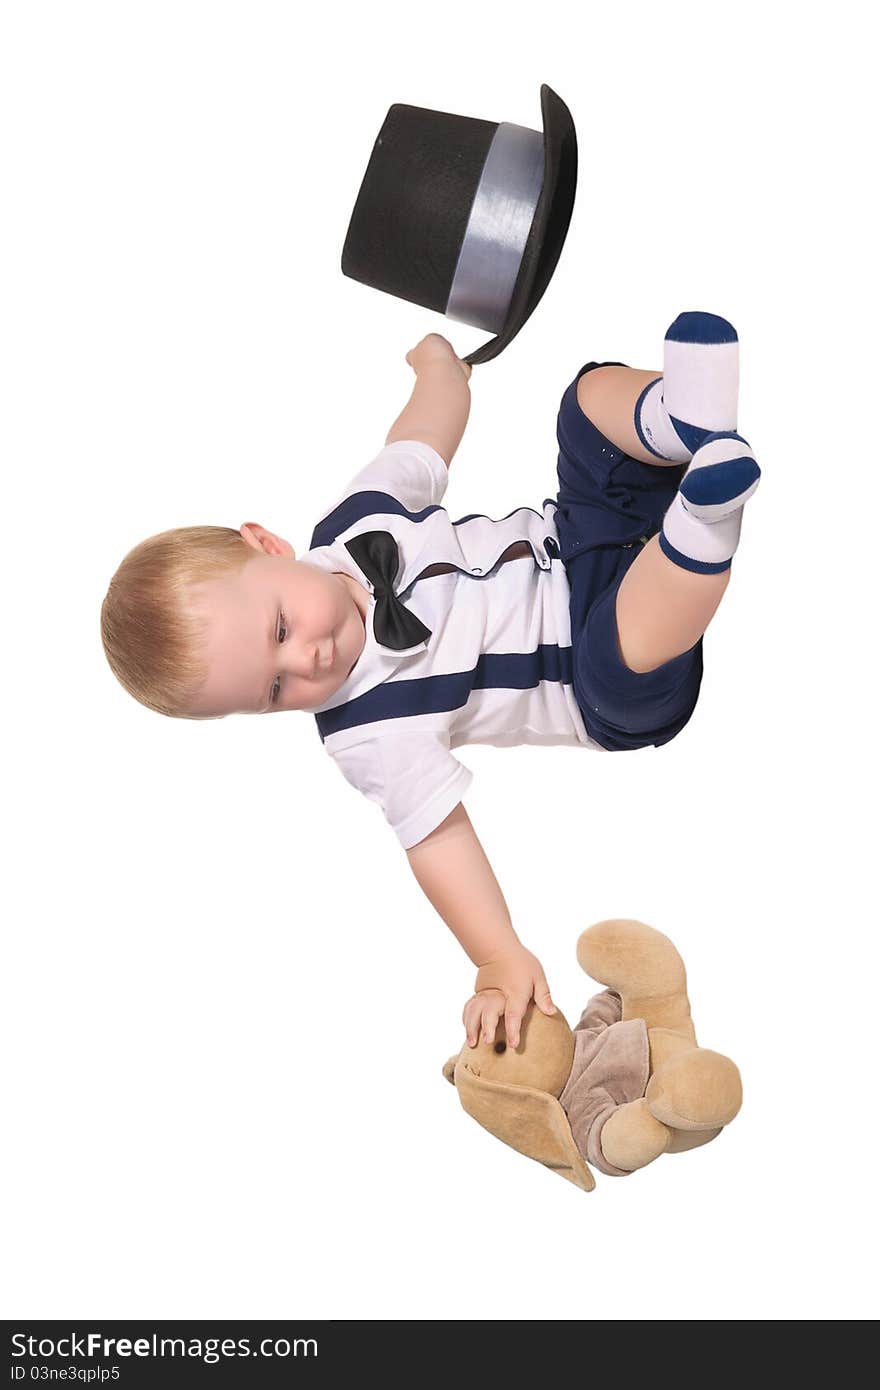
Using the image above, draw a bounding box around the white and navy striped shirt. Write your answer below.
[304,440,598,849]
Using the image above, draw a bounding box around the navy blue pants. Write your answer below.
[554,362,703,751]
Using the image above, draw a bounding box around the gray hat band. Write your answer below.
[444,122,545,334]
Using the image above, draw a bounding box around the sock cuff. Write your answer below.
[697,428,750,450]
[699,429,751,448]
[634,377,690,462]
[658,529,733,575]
[661,489,745,569]
[633,377,667,458]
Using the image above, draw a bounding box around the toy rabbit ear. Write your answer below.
[453,1063,595,1193]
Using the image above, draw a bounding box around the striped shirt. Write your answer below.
[303,440,598,848]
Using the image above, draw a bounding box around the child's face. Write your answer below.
[188,548,366,717]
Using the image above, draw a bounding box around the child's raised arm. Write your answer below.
[386,334,472,467]
[405,802,557,1049]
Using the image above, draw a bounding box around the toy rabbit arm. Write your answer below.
[386,334,471,466]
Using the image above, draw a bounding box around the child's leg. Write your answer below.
[577,366,668,466]
[615,535,730,673]
[577,314,758,674]
[617,431,759,672]
[578,310,740,465]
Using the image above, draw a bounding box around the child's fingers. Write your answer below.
[463,992,498,1045]
[503,990,533,1050]
[462,989,507,1047]
[534,979,557,1016]
[504,1002,525,1051]
[480,999,503,1046]
[462,997,482,1046]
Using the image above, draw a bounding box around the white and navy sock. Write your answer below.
[635,311,739,463]
[660,432,760,574]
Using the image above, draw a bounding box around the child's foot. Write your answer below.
[635,311,740,463]
[679,432,761,519]
[660,432,761,573]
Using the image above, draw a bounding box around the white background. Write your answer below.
[2,0,877,1321]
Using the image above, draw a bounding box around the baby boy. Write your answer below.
[101,312,759,1051]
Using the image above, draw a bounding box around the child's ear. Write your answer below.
[240,522,295,559]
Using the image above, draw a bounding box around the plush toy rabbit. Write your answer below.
[443,919,742,1192]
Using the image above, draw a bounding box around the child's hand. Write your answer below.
[406,333,472,381]
[462,945,557,1051]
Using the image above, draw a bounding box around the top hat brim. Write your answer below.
[463,85,578,366]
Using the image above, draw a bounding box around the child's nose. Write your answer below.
[280,642,318,678]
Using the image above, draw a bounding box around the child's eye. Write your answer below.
[277,611,287,643]
[270,676,281,705]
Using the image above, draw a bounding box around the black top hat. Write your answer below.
[341,85,578,365]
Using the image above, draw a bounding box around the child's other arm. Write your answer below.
[386,334,472,467]
[405,802,557,1049]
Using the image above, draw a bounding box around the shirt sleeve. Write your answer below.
[316,440,449,525]
[330,732,473,850]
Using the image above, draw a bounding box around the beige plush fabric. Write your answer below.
[444,921,742,1192]
[453,1062,596,1192]
[558,990,650,1176]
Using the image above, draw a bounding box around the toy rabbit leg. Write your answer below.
[645,1046,742,1132]
[600,1099,675,1172]
[560,987,700,1174]
[576,919,696,1040]
[577,920,742,1143]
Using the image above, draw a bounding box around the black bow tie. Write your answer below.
[345,530,432,652]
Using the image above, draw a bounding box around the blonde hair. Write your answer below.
[100,525,253,719]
